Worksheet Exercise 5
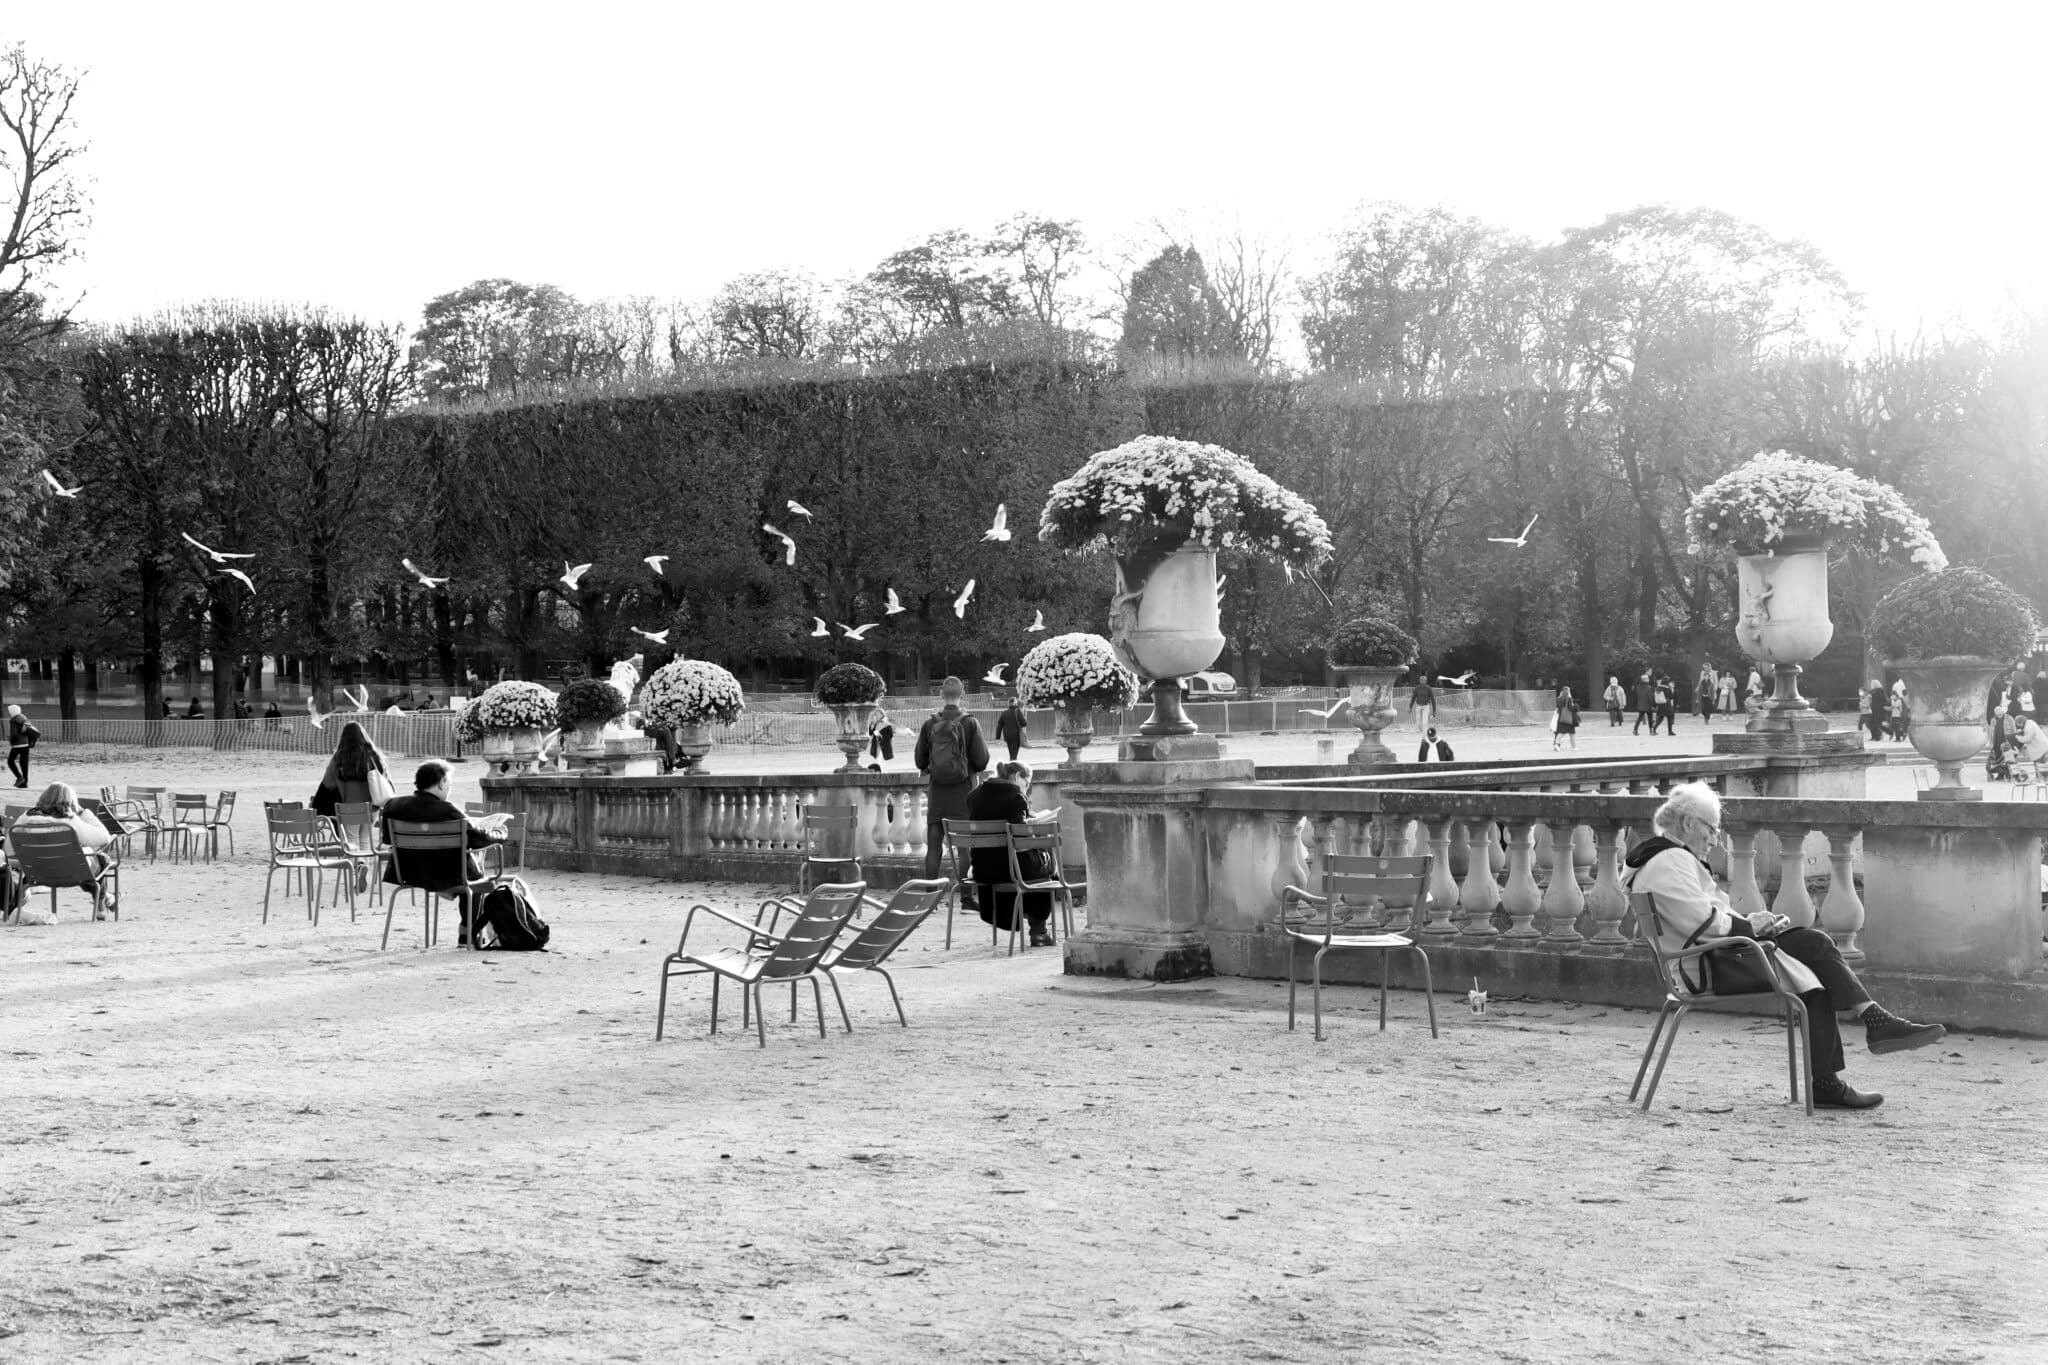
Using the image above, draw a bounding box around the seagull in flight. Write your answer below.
[339,684,370,712]
[982,503,1010,542]
[787,500,813,520]
[220,568,256,593]
[953,579,976,619]
[181,531,254,563]
[840,622,877,640]
[40,469,80,498]
[1437,670,1478,688]
[984,663,1009,686]
[762,522,797,566]
[1027,609,1045,632]
[307,696,329,730]
[810,617,831,637]
[402,558,449,588]
[631,627,670,644]
[884,587,905,615]
[1487,514,1540,548]
[643,554,669,574]
[1299,698,1350,721]
[560,561,593,590]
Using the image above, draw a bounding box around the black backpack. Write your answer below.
[927,713,972,784]
[476,877,550,951]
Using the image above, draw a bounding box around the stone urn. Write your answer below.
[565,722,609,762]
[1110,543,1225,737]
[1733,532,1832,733]
[827,703,879,773]
[1890,656,2011,801]
[672,721,714,774]
[1053,702,1095,766]
[1335,666,1404,765]
[479,726,546,776]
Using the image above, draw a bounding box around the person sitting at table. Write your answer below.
[962,760,1059,947]
[378,761,508,914]
[6,782,116,921]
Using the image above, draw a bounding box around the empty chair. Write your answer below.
[654,882,865,1046]
[1005,821,1084,944]
[199,791,238,859]
[797,805,861,894]
[8,824,120,924]
[820,879,950,1028]
[940,818,1021,952]
[1279,852,1439,1041]
[383,818,502,950]
[166,793,211,862]
[262,807,356,925]
[117,786,169,861]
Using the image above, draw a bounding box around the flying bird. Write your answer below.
[643,554,669,574]
[307,696,329,730]
[982,503,1010,542]
[1027,609,1045,632]
[787,500,813,519]
[220,568,256,593]
[884,587,905,615]
[631,627,670,644]
[1437,670,1478,688]
[1299,699,1351,721]
[40,469,80,498]
[402,557,449,588]
[560,561,593,590]
[984,663,1009,685]
[840,622,877,640]
[810,617,831,637]
[1487,514,1540,548]
[762,522,797,566]
[953,579,976,619]
[181,531,254,563]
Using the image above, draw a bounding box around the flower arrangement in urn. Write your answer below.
[555,677,628,729]
[1685,451,1947,567]
[1325,612,1419,766]
[813,662,887,771]
[1016,632,1141,764]
[471,680,558,733]
[453,698,487,746]
[1869,567,2039,800]
[641,659,745,773]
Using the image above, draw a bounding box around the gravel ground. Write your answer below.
[0,747,2041,1363]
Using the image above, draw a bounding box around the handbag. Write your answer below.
[366,767,397,806]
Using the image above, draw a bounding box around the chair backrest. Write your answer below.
[1005,822,1064,884]
[386,819,476,890]
[173,793,210,824]
[264,799,304,812]
[11,823,97,882]
[212,791,237,822]
[830,879,948,970]
[803,806,860,861]
[265,807,325,851]
[1629,889,1732,1000]
[942,818,1012,853]
[333,801,377,846]
[757,882,866,980]
[1286,853,1430,933]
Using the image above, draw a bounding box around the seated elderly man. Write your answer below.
[1622,781,1944,1111]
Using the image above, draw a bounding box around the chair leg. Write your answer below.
[753,984,767,1047]
[380,894,397,951]
[809,977,828,1038]
[262,866,276,924]
[874,966,906,1027]
[824,968,856,1032]
[1787,997,1814,1115]
[654,963,672,1040]
[1630,1000,1678,1104]
[1410,946,1438,1039]
[1639,1003,1690,1112]
[789,980,799,1023]
[1378,948,1390,1031]
[708,974,721,1035]
[1286,938,1298,1031]
[1312,945,1329,1042]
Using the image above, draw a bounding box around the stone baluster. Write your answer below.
[1769,823,1816,928]
[704,790,727,849]
[1458,819,1502,944]
[730,792,752,848]
[781,790,805,850]
[1571,824,1595,891]
[865,789,890,856]
[1486,820,1506,878]
[1446,819,1470,880]
[1583,822,1631,953]
[1421,817,1461,941]
[753,791,775,850]
[1723,823,1767,923]
[1818,826,1866,963]
[904,791,928,861]
[1538,820,1586,948]
[1499,820,1542,944]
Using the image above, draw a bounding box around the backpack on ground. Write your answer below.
[476,876,550,951]
[927,713,972,784]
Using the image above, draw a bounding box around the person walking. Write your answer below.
[867,707,896,767]
[1746,665,1766,715]
[1415,726,1455,762]
[1602,676,1626,727]
[915,676,990,881]
[1889,678,1909,741]
[993,696,1027,761]
[1864,679,1890,742]
[1696,662,1717,723]
[1409,675,1437,733]
[1631,671,1656,736]
[6,704,38,788]
[1653,675,1678,735]
[1552,684,1580,751]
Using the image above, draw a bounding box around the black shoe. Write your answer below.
[1029,933,1055,948]
[1814,1079,1884,1110]
[1864,1004,1945,1055]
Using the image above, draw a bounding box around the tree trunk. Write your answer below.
[57,650,77,722]
[138,555,166,729]
[434,591,456,689]
[1578,547,1604,703]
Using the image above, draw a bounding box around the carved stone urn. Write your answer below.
[1109,543,1225,738]
[1733,531,1832,733]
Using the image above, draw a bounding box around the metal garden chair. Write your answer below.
[940,818,1022,952]
[1279,851,1439,1041]
[8,824,120,924]
[818,878,950,1028]
[383,818,500,951]
[1005,820,1083,943]
[797,804,861,894]
[262,807,355,925]
[654,882,865,1046]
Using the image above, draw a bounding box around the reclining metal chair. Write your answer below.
[654,882,865,1046]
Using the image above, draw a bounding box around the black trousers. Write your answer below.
[7,745,27,786]
[1632,708,1652,734]
[1773,926,1873,1079]
[1003,738,1021,760]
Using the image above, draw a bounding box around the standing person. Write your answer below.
[993,696,1027,761]
[1631,671,1656,735]
[1889,678,1909,741]
[964,760,1059,947]
[6,704,38,788]
[1716,669,1738,715]
[263,699,282,731]
[1408,674,1437,733]
[867,707,896,766]
[1865,679,1890,742]
[1602,676,1626,727]
[1415,726,1455,762]
[1552,684,1580,751]
[1696,661,1717,723]
[310,720,394,818]
[915,676,990,882]
[1653,675,1678,735]
[1746,665,1766,715]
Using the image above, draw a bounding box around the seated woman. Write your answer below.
[962,760,1059,947]
[7,781,117,921]
[311,719,395,816]
[1622,781,1943,1110]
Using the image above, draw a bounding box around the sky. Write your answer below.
[13,1,2048,344]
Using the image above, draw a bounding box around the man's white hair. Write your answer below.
[1652,781,1722,836]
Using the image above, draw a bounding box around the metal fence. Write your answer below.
[39,713,459,757]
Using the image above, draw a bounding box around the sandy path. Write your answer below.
[0,749,2042,1362]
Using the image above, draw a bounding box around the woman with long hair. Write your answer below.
[6,781,116,921]
[311,719,392,817]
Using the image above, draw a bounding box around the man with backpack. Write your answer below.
[915,676,990,880]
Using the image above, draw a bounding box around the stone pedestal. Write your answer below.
[1061,757,1253,980]
[1118,734,1221,763]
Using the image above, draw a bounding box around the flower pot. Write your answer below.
[1111,544,1224,737]
[1054,702,1095,766]
[480,726,546,775]
[566,723,608,758]
[1336,666,1404,766]
[672,721,713,774]
[1733,532,1833,733]
[1890,656,2010,801]
[828,703,879,773]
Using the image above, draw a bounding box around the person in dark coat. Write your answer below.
[914,676,990,880]
[1865,680,1890,742]
[6,705,39,788]
[993,699,1027,761]
[1415,727,1454,762]
[1630,672,1656,735]
[867,708,896,764]
[184,697,203,719]
[310,720,394,817]
[378,760,507,893]
[964,760,1057,946]
[1653,675,1678,735]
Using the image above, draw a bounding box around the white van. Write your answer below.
[1185,671,1237,698]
